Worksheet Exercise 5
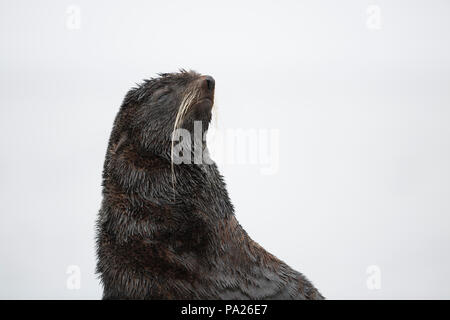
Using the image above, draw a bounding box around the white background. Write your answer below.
[1,0,449,299]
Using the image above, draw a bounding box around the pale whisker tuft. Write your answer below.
[170,87,201,190]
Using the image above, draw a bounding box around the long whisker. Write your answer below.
[170,88,200,192]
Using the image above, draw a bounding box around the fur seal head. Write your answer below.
[110,70,215,159]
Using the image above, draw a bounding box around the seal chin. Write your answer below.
[192,97,213,114]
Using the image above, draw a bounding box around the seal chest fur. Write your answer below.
[96,70,324,299]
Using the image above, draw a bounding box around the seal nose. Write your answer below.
[203,75,215,91]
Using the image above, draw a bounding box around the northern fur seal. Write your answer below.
[96,70,323,299]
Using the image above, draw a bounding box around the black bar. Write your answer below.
[0,300,448,318]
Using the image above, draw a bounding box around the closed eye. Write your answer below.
[157,90,171,102]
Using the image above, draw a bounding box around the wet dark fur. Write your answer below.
[96,70,324,300]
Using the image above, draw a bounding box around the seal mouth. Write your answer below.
[197,96,213,105]
[200,96,212,102]
[192,96,214,113]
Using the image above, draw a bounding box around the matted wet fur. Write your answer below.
[96,70,324,300]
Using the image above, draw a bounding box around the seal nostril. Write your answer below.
[204,76,215,91]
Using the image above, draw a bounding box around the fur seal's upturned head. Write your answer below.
[96,70,324,300]
[109,70,215,159]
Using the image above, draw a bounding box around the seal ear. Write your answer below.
[112,132,128,155]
